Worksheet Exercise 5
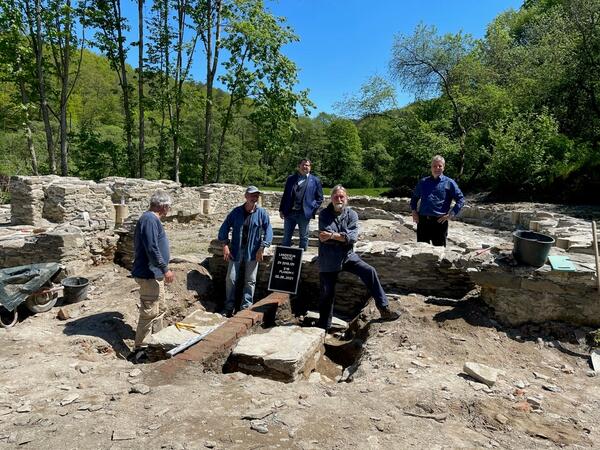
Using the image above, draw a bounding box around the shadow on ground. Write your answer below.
[430,296,592,361]
[63,311,133,358]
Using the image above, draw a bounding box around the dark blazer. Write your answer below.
[279,173,324,219]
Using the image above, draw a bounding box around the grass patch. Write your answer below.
[259,186,390,197]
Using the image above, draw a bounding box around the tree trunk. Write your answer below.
[201,0,222,185]
[59,10,71,177]
[59,81,69,176]
[138,0,145,178]
[28,0,56,173]
[215,96,235,183]
[18,81,39,175]
[112,0,135,177]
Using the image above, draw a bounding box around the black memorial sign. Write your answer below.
[268,246,303,294]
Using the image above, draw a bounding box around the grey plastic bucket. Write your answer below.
[512,230,555,267]
[61,277,89,303]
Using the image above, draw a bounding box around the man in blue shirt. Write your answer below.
[317,185,399,331]
[130,190,175,362]
[218,186,273,316]
[410,155,465,247]
[279,159,324,250]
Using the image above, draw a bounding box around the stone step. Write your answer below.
[271,235,319,247]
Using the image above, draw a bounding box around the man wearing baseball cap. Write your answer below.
[217,186,273,316]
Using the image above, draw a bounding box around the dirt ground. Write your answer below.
[1,217,599,449]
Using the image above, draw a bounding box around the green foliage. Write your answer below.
[2,0,600,201]
[71,126,128,180]
[322,119,363,187]
[487,111,558,194]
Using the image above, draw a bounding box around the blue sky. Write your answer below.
[266,0,523,114]
[120,0,523,115]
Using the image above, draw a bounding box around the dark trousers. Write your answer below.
[417,215,448,247]
[317,256,388,330]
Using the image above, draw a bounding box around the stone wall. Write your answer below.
[208,240,474,321]
[195,184,246,215]
[10,176,218,227]
[0,225,90,273]
[5,176,218,271]
[43,180,114,223]
[101,177,212,219]
[469,251,600,327]
[10,176,55,225]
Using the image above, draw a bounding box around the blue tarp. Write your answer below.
[0,263,61,312]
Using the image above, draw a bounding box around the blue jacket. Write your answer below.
[318,204,359,272]
[218,205,273,262]
[279,173,324,219]
[132,211,170,279]
[410,174,465,217]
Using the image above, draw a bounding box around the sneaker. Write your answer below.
[378,306,400,321]
[127,348,149,364]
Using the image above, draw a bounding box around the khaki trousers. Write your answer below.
[134,278,166,348]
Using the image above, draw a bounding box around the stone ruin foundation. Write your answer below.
[3,175,600,382]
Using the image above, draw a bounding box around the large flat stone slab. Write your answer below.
[230,325,325,382]
[147,309,226,351]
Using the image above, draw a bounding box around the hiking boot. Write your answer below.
[219,309,234,318]
[378,305,400,321]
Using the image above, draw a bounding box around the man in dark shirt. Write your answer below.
[279,159,324,250]
[218,186,273,316]
[317,185,399,331]
[130,190,175,362]
[410,155,465,247]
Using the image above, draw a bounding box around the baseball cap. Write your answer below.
[245,185,261,194]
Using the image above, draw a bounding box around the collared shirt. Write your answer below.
[292,174,309,210]
[410,174,465,217]
[132,211,170,279]
[279,173,324,219]
[318,204,359,272]
[218,205,273,262]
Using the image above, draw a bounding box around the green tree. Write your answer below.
[390,23,475,179]
[333,75,397,119]
[323,119,363,187]
[0,0,39,173]
[487,111,566,195]
[83,0,136,177]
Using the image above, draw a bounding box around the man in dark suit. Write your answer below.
[279,159,324,251]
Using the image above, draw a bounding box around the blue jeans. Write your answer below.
[282,210,311,250]
[317,255,388,330]
[224,259,259,313]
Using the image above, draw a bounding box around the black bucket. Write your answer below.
[512,230,555,267]
[61,277,89,303]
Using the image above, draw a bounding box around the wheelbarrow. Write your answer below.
[0,262,63,328]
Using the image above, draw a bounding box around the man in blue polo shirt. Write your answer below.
[410,155,465,247]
